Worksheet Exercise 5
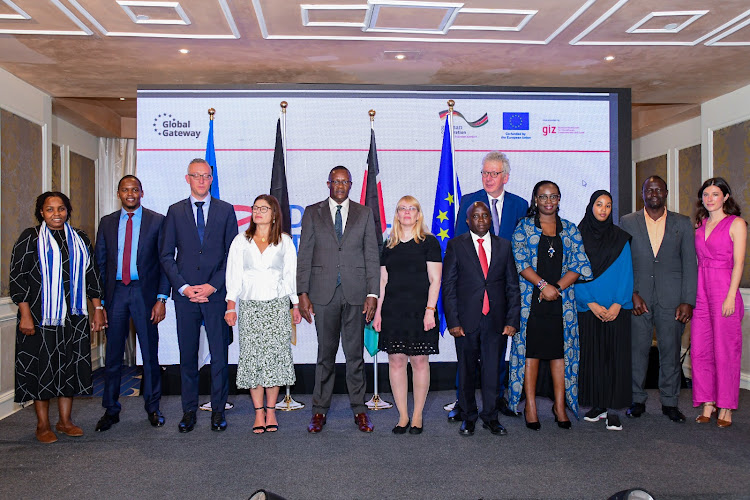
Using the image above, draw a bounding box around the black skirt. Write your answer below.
[578,310,632,409]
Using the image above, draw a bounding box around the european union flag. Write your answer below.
[431,117,461,335]
[206,118,220,199]
[503,112,530,131]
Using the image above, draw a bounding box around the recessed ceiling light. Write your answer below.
[604,55,615,61]
[179,48,190,54]
[383,50,421,61]
[664,23,679,30]
[136,14,150,21]
[395,54,406,60]
[119,97,126,101]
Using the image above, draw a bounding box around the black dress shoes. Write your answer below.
[408,425,423,435]
[524,411,541,431]
[211,411,227,431]
[662,405,686,423]
[148,410,165,427]
[447,404,463,422]
[459,420,475,436]
[553,407,572,429]
[482,420,508,435]
[95,413,120,432]
[178,411,197,433]
[392,421,410,434]
[497,398,519,418]
[626,402,646,418]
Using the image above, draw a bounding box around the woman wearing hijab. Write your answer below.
[575,190,633,431]
[509,180,592,430]
[10,192,105,443]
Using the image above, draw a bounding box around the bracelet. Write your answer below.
[292,305,299,309]
[224,309,236,315]
[536,279,548,291]
[95,306,104,310]
[554,284,563,294]
[425,306,436,311]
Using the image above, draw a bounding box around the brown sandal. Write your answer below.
[695,402,716,424]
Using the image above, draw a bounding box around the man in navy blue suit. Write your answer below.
[452,151,528,420]
[442,202,520,436]
[160,158,238,433]
[94,175,171,432]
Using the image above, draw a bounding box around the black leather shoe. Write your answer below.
[148,410,165,427]
[211,411,227,431]
[392,421,410,434]
[524,411,541,431]
[626,402,646,418]
[178,411,196,433]
[447,404,463,423]
[482,419,508,435]
[497,398,519,418]
[408,425,423,435]
[662,405,686,423]
[95,413,119,432]
[459,420,475,436]
[553,407,572,429]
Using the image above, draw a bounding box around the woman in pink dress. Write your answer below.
[691,177,747,428]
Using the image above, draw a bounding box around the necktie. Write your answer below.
[122,212,134,285]
[335,205,343,242]
[195,202,205,245]
[491,198,500,236]
[477,238,490,316]
[335,205,342,286]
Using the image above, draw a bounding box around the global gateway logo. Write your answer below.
[153,114,202,138]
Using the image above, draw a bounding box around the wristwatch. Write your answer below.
[157,298,167,304]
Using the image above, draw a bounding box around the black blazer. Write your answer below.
[442,232,521,334]
[159,197,238,303]
[95,207,170,309]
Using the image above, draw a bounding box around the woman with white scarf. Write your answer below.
[10,192,105,443]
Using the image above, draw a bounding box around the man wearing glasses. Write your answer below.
[297,166,381,433]
[451,151,528,421]
[160,158,238,433]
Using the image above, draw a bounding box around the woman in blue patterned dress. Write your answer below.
[509,181,592,430]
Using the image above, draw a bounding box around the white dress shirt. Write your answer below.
[470,230,492,264]
[328,197,350,232]
[225,233,299,304]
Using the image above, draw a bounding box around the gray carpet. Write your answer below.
[0,389,748,500]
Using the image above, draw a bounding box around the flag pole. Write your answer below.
[365,109,392,411]
[275,100,305,412]
[447,100,458,223]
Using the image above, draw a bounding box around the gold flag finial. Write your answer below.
[447,100,454,110]
[280,101,288,113]
[369,109,376,121]
[208,108,215,120]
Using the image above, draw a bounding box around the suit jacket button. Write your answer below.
[198,267,201,270]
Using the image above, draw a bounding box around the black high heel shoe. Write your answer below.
[524,410,541,431]
[553,407,572,429]
[392,420,410,434]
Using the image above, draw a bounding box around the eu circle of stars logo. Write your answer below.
[153,113,173,136]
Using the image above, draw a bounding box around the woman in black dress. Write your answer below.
[10,192,105,443]
[373,196,441,434]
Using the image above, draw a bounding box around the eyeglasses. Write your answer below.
[188,173,213,181]
[471,213,491,220]
[328,180,352,186]
[481,170,505,178]
[397,206,418,213]
[536,194,560,202]
[252,205,271,213]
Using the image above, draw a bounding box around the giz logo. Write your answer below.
[542,125,557,136]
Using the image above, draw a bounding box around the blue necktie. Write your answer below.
[195,201,205,244]
[491,198,500,236]
[335,205,342,286]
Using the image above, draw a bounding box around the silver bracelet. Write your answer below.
[224,309,236,315]
[95,306,104,310]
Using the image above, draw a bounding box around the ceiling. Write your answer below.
[1,0,750,138]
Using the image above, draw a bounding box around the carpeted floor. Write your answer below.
[0,389,748,500]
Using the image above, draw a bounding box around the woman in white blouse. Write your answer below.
[225,195,301,434]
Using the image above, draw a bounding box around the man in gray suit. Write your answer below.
[620,176,697,423]
[297,166,381,433]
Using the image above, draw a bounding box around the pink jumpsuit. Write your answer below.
[691,215,744,409]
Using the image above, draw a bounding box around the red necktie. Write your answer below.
[122,213,133,285]
[477,238,490,315]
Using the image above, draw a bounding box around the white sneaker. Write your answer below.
[584,407,607,422]
[606,413,623,431]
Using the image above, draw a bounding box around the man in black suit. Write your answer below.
[160,158,238,432]
[94,175,170,432]
[442,202,521,436]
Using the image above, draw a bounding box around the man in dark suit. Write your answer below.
[94,175,170,432]
[452,151,528,420]
[159,158,238,432]
[620,176,697,423]
[442,202,521,436]
[297,166,381,433]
